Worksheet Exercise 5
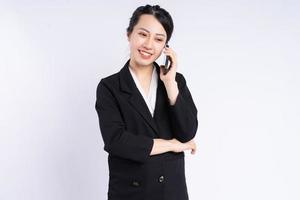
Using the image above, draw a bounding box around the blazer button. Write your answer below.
[132,181,140,187]
[158,175,164,183]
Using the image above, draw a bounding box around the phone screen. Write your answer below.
[163,44,171,75]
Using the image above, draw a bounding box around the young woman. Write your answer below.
[95,5,198,200]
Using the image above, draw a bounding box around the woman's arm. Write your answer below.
[166,73,198,143]
[150,138,196,156]
[159,47,198,143]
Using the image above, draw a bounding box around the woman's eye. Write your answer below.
[156,38,163,42]
[138,32,147,37]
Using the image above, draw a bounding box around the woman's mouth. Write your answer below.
[138,50,152,60]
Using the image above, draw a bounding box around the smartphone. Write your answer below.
[163,44,171,75]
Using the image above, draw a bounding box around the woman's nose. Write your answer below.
[143,38,153,49]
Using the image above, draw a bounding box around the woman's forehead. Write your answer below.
[134,15,166,36]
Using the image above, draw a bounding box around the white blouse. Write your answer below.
[129,65,158,117]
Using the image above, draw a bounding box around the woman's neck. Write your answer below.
[129,60,154,79]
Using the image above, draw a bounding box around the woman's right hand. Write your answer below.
[169,138,197,154]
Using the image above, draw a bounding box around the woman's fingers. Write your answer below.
[191,144,196,154]
[163,47,177,66]
[160,46,177,82]
[187,140,197,155]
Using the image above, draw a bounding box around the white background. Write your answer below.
[1,0,299,200]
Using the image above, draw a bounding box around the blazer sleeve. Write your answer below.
[95,79,154,163]
[168,73,198,143]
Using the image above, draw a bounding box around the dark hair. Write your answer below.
[126,5,174,43]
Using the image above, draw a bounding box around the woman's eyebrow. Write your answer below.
[138,28,166,37]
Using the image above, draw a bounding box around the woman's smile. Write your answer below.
[138,49,153,59]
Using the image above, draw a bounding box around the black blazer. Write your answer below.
[95,60,198,200]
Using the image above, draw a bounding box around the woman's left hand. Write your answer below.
[159,46,177,83]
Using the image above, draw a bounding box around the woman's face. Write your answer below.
[128,14,167,68]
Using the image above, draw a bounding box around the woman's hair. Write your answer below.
[126,5,174,43]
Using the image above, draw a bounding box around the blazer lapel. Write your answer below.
[119,60,160,136]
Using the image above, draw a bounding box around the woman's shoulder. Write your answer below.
[96,70,121,93]
[97,60,130,86]
[101,71,120,83]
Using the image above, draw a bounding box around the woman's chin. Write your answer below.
[133,58,155,67]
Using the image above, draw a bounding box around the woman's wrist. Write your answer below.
[163,80,179,105]
[150,138,174,155]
